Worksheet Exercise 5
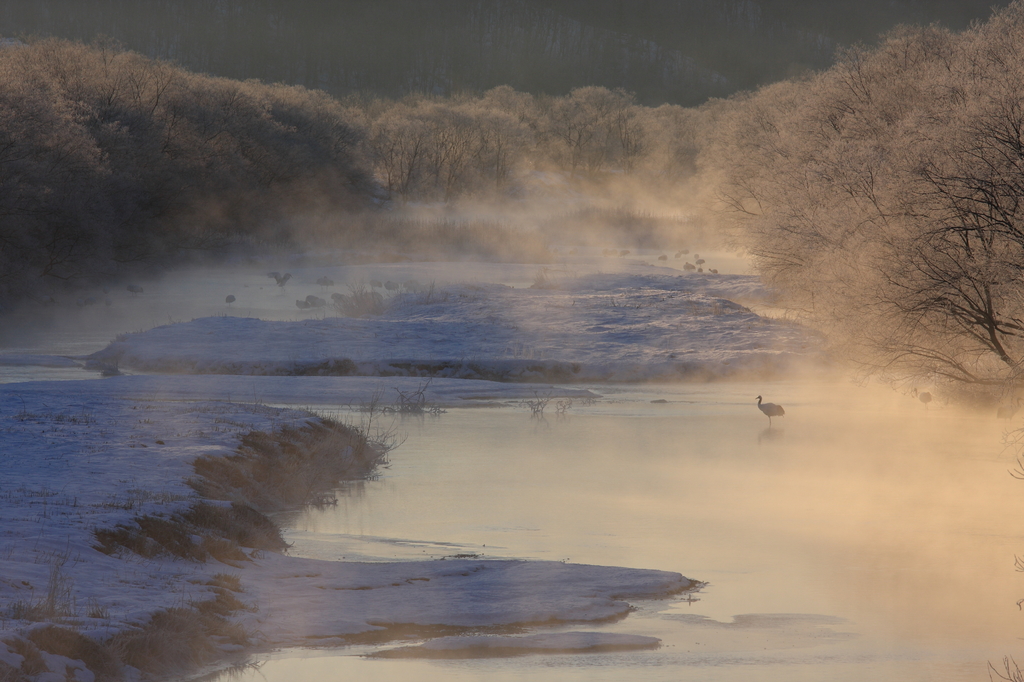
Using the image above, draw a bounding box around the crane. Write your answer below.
[756,395,785,426]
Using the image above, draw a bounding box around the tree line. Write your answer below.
[0,38,370,310]
[699,0,1024,392]
[11,0,1024,398]
[0,37,711,310]
[350,85,708,203]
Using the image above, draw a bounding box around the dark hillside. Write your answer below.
[536,0,1005,91]
[0,1,1007,105]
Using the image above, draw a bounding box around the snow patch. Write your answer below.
[372,631,662,658]
[88,273,825,382]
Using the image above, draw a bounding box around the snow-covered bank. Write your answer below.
[87,273,826,383]
[0,383,311,680]
[0,378,696,680]
[234,555,691,647]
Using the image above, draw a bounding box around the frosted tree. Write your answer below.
[703,7,1024,387]
[367,104,429,200]
[538,86,635,177]
[0,37,371,308]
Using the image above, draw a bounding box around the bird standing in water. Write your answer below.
[756,395,785,426]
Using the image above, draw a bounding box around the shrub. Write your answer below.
[188,419,386,510]
[25,627,120,681]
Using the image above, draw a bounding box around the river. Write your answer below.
[2,261,1021,680]
[227,381,1024,682]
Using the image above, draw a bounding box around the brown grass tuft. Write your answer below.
[93,501,286,562]
[25,627,121,680]
[108,585,255,677]
[108,608,218,675]
[185,502,287,554]
[208,573,242,592]
[188,418,386,510]
[0,659,29,682]
[0,639,45,676]
[78,418,389,678]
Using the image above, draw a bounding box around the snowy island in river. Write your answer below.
[0,267,822,681]
[85,272,825,383]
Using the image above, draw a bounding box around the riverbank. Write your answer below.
[82,272,827,384]
[0,377,697,681]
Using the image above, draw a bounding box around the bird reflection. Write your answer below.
[758,426,784,445]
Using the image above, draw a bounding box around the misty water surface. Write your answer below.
[3,263,1021,680]
[222,381,1024,682]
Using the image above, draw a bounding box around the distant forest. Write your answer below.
[0,0,1008,106]
[8,0,1024,395]
[0,36,708,310]
[0,38,372,310]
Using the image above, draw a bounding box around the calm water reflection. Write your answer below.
[223,381,1024,682]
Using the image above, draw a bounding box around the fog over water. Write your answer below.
[8,5,1024,680]
[3,260,1022,681]
[0,248,752,379]
[231,381,1024,681]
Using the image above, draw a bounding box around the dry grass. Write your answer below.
[188,418,386,510]
[991,657,1024,682]
[93,417,384,562]
[6,549,77,623]
[55,418,389,680]
[0,639,45,676]
[382,379,446,415]
[0,660,28,682]
[107,600,251,678]
[2,578,258,681]
[93,501,286,562]
[108,577,255,676]
[525,392,551,417]
[331,284,388,317]
[208,573,242,592]
[184,502,288,556]
[25,627,121,680]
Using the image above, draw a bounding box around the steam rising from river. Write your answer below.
[258,381,1024,680]
[2,245,1020,679]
